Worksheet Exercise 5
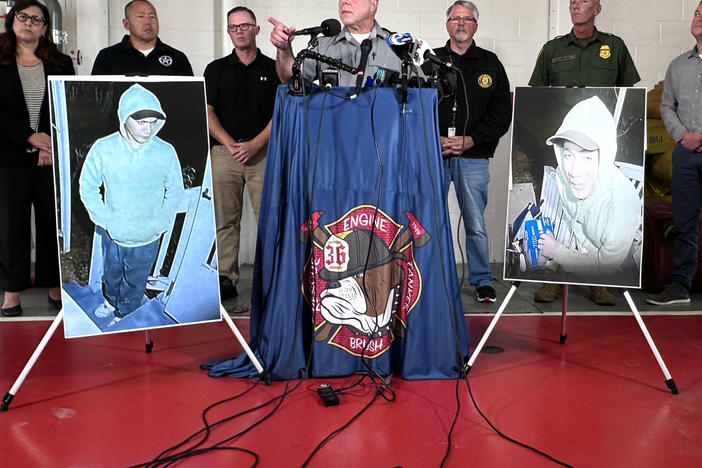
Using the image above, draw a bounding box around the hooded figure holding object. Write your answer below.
[537,96,639,278]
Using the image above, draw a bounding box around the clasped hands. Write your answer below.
[28,132,53,166]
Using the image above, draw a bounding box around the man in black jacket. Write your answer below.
[424,1,511,303]
[91,0,192,76]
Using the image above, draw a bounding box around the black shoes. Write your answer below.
[48,295,62,310]
[475,285,497,303]
[1,291,62,317]
[645,283,690,306]
[1,304,23,317]
[219,276,238,300]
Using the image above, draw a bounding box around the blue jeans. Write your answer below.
[671,144,702,291]
[443,157,492,288]
[98,227,160,317]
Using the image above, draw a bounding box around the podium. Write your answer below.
[203,85,469,380]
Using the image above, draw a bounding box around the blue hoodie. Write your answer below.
[79,84,184,247]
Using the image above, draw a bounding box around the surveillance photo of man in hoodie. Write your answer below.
[506,88,645,287]
[537,96,640,279]
[79,83,185,326]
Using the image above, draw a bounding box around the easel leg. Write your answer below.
[144,330,153,353]
[463,283,520,375]
[2,310,64,412]
[219,304,270,385]
[623,291,678,394]
[560,284,568,344]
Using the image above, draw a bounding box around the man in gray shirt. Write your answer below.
[268,0,403,85]
[647,1,702,306]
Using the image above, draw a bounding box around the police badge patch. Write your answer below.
[599,45,611,59]
[159,55,173,67]
[478,73,493,88]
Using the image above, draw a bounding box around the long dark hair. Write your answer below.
[0,0,64,67]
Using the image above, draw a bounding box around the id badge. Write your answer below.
[448,127,456,137]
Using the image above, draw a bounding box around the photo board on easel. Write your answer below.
[49,76,221,338]
[504,87,645,288]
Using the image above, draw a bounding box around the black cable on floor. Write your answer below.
[463,375,574,468]
[300,390,381,468]
[131,379,303,467]
[439,375,462,467]
[147,380,260,464]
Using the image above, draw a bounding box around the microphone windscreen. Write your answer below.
[321,18,342,37]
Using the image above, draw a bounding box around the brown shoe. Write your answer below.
[590,286,615,306]
[534,283,564,303]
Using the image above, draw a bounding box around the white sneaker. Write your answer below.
[94,300,115,318]
[107,315,122,327]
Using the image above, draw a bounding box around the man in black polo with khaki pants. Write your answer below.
[204,6,280,299]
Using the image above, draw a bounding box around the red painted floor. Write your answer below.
[2,314,701,467]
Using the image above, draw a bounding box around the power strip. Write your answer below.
[316,384,339,406]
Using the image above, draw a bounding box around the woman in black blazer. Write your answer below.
[0,1,75,316]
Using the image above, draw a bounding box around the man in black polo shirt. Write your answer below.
[91,0,193,76]
[423,1,511,304]
[204,6,280,299]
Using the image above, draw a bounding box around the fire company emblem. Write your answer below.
[299,206,430,357]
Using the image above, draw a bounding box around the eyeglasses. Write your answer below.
[447,16,477,24]
[227,23,255,32]
[15,11,46,26]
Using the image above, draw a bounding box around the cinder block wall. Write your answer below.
[71,0,698,264]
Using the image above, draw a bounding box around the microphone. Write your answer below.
[293,18,341,37]
[353,39,372,97]
[411,37,434,67]
[385,32,414,62]
[322,68,339,89]
[423,49,454,70]
[386,32,439,68]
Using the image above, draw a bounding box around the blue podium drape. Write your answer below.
[203,85,469,380]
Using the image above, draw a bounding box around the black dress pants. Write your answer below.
[0,165,60,292]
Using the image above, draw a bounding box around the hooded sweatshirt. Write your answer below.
[546,96,640,275]
[79,84,184,247]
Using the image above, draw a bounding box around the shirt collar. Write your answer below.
[332,21,388,45]
[445,39,476,59]
[120,35,165,53]
[228,48,262,66]
[565,27,603,47]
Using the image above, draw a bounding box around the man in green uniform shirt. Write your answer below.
[529,0,639,87]
[528,0,641,305]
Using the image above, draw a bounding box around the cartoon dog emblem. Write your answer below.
[319,229,406,337]
[300,207,430,357]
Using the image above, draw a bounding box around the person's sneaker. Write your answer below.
[534,283,563,303]
[646,283,690,306]
[94,300,115,318]
[590,286,616,306]
[219,276,238,300]
[475,285,497,303]
[107,315,122,327]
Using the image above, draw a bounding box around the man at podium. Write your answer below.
[268,0,400,85]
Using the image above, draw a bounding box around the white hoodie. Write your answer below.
[546,96,640,275]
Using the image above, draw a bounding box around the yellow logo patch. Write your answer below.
[478,74,493,88]
[600,45,611,59]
